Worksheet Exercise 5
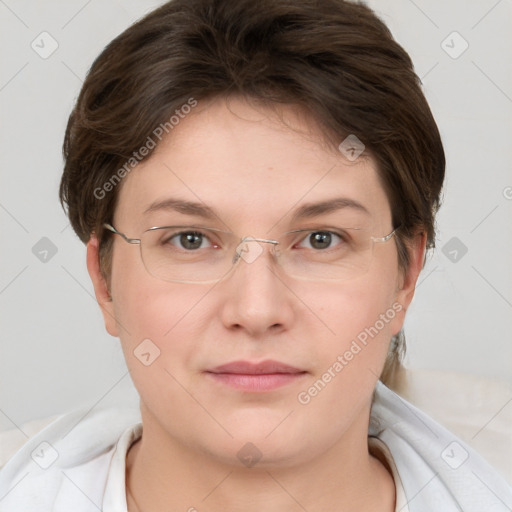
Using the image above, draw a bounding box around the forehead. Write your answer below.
[114,97,392,232]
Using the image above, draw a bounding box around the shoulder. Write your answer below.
[370,381,512,511]
[0,406,141,511]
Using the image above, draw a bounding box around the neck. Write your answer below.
[125,405,395,512]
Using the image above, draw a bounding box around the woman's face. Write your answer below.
[89,96,424,468]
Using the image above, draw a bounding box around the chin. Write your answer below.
[210,438,310,470]
[201,418,317,469]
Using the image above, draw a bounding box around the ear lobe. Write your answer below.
[86,236,119,337]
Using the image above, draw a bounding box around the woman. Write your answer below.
[1,0,510,510]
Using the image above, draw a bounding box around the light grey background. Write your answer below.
[0,0,511,429]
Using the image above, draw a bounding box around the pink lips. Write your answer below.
[205,360,307,392]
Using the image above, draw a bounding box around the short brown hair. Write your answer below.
[59,0,445,388]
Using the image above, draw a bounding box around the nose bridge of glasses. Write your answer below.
[232,236,279,266]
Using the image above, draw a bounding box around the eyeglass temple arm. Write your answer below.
[371,227,399,244]
[103,223,141,244]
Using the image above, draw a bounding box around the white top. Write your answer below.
[1,382,510,511]
[368,437,410,512]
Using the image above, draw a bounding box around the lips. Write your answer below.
[207,360,306,375]
[205,360,307,392]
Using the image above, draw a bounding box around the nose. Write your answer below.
[219,238,295,337]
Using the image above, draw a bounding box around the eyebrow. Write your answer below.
[143,196,370,221]
[290,197,370,221]
[144,198,217,219]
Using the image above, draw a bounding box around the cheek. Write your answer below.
[108,254,229,443]
[109,247,213,376]
[307,262,401,377]
[110,273,222,438]
[293,277,400,431]
[318,268,398,341]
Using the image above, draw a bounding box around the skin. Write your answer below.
[87,96,426,512]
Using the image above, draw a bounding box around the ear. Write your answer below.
[389,230,427,336]
[86,236,119,337]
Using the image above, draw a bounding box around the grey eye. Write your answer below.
[299,231,343,250]
[165,231,211,250]
[309,232,332,249]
